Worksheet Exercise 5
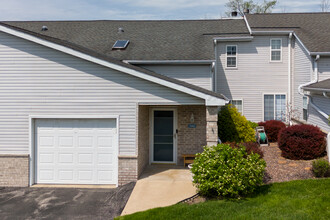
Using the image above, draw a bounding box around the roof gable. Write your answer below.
[246,13,330,53]
[0,22,227,106]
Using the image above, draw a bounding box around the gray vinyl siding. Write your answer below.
[216,36,289,122]
[293,39,313,121]
[318,57,330,81]
[307,95,330,132]
[0,31,203,155]
[139,64,212,90]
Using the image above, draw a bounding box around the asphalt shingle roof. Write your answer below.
[303,78,330,91]
[246,13,330,53]
[2,19,249,61]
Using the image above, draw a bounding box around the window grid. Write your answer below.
[270,39,282,61]
[264,94,286,121]
[303,96,308,121]
[231,100,243,114]
[226,45,237,68]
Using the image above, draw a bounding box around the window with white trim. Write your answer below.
[264,94,286,121]
[226,45,237,68]
[270,39,281,61]
[230,100,243,114]
[303,96,308,121]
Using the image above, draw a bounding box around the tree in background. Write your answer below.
[226,0,277,16]
[320,0,330,12]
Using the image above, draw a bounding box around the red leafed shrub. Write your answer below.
[226,142,264,158]
[258,120,286,142]
[278,124,326,160]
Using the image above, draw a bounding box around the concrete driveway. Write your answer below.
[0,182,135,220]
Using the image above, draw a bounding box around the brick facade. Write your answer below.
[177,105,207,164]
[118,156,138,186]
[0,155,29,187]
[206,106,219,146]
[137,105,149,177]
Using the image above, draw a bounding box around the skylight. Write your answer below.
[112,40,129,49]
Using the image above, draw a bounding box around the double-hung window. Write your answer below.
[303,96,308,121]
[270,39,282,61]
[230,100,243,114]
[264,94,286,121]
[226,45,237,68]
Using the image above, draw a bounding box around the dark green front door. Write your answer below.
[153,110,174,162]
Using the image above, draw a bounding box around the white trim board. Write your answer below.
[0,25,226,106]
[28,115,120,187]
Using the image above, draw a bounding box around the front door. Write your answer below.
[152,109,176,163]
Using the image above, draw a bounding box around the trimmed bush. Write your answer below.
[248,121,259,129]
[278,124,326,160]
[312,159,330,177]
[218,105,255,143]
[258,120,286,142]
[191,144,266,198]
[226,142,264,158]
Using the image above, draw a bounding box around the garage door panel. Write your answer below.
[35,119,117,185]
[78,153,93,164]
[39,170,55,181]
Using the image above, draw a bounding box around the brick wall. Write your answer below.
[206,106,219,146]
[177,105,206,165]
[0,155,29,187]
[137,105,149,177]
[118,157,138,186]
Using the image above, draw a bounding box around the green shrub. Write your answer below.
[191,144,266,198]
[218,105,255,143]
[312,159,330,177]
[248,121,259,129]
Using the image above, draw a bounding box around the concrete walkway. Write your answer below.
[121,165,196,216]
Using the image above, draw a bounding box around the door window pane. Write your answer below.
[275,95,286,121]
[264,95,274,121]
[153,111,173,162]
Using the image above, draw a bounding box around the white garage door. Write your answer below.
[35,119,117,185]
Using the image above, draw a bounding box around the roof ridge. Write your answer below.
[248,12,330,15]
[1,19,237,23]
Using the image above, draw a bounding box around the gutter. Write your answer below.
[213,36,253,42]
[298,54,330,162]
[251,30,294,35]
[310,52,330,56]
[124,60,214,65]
[302,87,330,93]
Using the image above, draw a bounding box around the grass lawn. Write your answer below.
[118,178,330,220]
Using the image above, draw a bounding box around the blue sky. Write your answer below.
[0,0,323,21]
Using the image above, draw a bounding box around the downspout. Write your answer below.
[323,92,330,163]
[213,39,218,92]
[328,133,330,163]
[323,92,330,99]
[288,33,292,125]
[298,54,330,162]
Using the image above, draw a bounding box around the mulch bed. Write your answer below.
[261,142,327,183]
[182,143,328,204]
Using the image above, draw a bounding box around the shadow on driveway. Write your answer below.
[0,182,135,220]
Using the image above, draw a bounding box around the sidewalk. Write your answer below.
[121,165,196,216]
